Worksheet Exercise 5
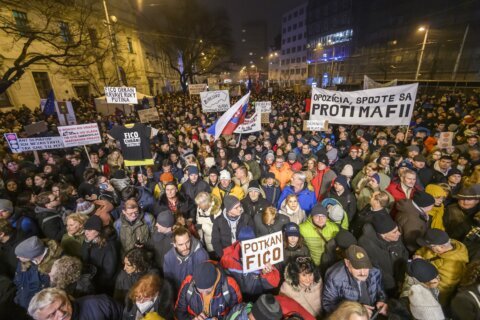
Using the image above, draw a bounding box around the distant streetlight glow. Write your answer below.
[415,25,429,80]
[418,26,426,32]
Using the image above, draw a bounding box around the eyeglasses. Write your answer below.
[296,256,312,263]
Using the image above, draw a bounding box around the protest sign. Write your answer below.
[4,133,64,153]
[241,231,283,273]
[234,107,261,134]
[200,90,230,112]
[57,101,77,125]
[310,83,418,126]
[188,84,207,95]
[24,121,48,136]
[261,113,269,124]
[58,123,102,147]
[363,75,398,89]
[437,132,454,149]
[230,85,242,97]
[104,87,138,104]
[255,101,272,113]
[305,120,328,131]
[138,108,160,123]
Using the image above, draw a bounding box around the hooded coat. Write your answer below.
[196,195,222,252]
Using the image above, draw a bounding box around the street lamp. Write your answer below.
[415,26,429,80]
[103,0,123,86]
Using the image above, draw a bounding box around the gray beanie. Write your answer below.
[251,294,282,320]
[0,199,13,213]
[15,236,45,260]
[223,195,240,213]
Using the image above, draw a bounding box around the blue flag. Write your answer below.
[43,90,56,116]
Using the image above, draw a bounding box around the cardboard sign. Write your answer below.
[200,90,230,112]
[58,123,102,147]
[310,83,418,126]
[24,121,48,136]
[241,231,283,273]
[306,120,328,131]
[104,87,138,104]
[437,132,454,149]
[255,101,271,113]
[4,133,64,153]
[188,84,207,95]
[138,108,160,123]
[261,113,270,124]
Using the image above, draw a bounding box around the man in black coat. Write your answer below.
[146,210,175,270]
[358,214,408,296]
[154,182,196,221]
[0,220,25,277]
[241,181,269,218]
[33,192,65,242]
[211,195,254,258]
[180,166,211,202]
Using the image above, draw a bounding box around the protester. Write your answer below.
[48,255,95,298]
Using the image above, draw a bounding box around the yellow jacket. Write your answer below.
[425,184,448,230]
[211,182,245,204]
[415,239,469,305]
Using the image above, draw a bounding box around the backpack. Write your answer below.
[186,271,232,305]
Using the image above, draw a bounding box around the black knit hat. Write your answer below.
[413,191,435,208]
[84,215,102,232]
[317,153,329,165]
[407,259,438,282]
[193,262,218,290]
[247,180,261,193]
[335,229,357,249]
[417,228,450,247]
[310,203,328,217]
[251,294,283,320]
[223,195,240,213]
[371,214,397,234]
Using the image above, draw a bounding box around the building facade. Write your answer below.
[0,0,178,110]
[278,3,308,87]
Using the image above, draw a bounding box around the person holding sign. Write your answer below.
[220,226,280,300]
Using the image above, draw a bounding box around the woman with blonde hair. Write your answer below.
[61,213,88,258]
[254,206,290,237]
[122,274,174,319]
[279,194,307,225]
[106,149,124,177]
[327,301,369,320]
[195,192,222,254]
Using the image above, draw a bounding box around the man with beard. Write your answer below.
[163,226,208,289]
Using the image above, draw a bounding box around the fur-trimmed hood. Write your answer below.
[20,239,63,274]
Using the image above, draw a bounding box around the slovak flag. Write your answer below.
[207,92,250,140]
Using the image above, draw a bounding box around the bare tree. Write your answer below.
[0,0,105,94]
[151,0,232,92]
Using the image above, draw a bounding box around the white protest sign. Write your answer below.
[363,75,398,89]
[104,87,138,104]
[58,123,102,147]
[188,84,207,95]
[200,90,230,112]
[57,101,77,125]
[241,231,283,273]
[234,107,261,134]
[138,108,160,123]
[310,83,418,126]
[4,133,64,153]
[306,119,328,131]
[437,132,454,149]
[255,101,272,113]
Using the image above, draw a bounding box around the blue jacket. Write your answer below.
[71,294,122,320]
[175,265,242,319]
[163,237,209,289]
[13,262,50,309]
[277,186,316,214]
[322,261,386,313]
[261,179,281,206]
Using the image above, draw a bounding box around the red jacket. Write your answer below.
[220,242,280,296]
[275,295,316,320]
[386,180,418,202]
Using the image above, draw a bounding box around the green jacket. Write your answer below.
[60,233,85,258]
[300,216,339,266]
[114,213,154,254]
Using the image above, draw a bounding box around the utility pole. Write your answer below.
[415,26,429,80]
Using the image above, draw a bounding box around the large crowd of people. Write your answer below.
[0,87,479,320]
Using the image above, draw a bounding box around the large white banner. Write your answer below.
[188,84,207,95]
[363,75,398,89]
[310,83,418,126]
[58,123,102,147]
[200,90,230,112]
[241,231,283,273]
[234,107,261,134]
[104,87,138,104]
[4,133,64,153]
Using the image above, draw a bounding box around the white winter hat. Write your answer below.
[328,204,344,223]
[219,170,231,180]
[341,164,354,177]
